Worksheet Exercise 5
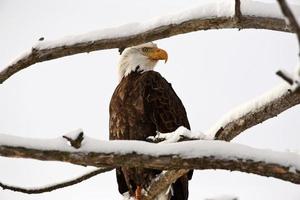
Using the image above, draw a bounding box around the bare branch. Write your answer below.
[0,167,113,194]
[0,138,300,184]
[277,0,300,50]
[143,170,188,200]
[276,70,294,85]
[0,16,293,84]
[62,131,84,149]
[234,0,242,23]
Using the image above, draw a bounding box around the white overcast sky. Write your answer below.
[0,0,300,199]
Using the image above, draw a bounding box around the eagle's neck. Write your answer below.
[118,54,158,82]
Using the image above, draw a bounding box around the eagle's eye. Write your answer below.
[142,47,151,53]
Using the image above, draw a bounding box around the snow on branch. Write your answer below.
[209,83,300,141]
[1,0,300,83]
[143,170,188,200]
[0,133,300,185]
[0,167,113,194]
[147,126,209,143]
[1,80,300,194]
[151,0,300,194]
[163,65,300,192]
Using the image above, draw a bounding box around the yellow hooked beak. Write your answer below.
[146,47,168,63]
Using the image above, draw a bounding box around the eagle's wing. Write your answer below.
[143,71,192,200]
[143,71,190,134]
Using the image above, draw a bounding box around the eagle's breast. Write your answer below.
[109,71,156,140]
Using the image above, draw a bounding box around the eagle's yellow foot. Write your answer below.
[135,185,142,200]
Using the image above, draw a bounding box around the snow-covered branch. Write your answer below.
[0,167,113,194]
[143,82,300,195]
[1,0,300,197]
[1,0,300,83]
[145,1,300,196]
[0,133,300,185]
[142,170,188,200]
[209,84,300,141]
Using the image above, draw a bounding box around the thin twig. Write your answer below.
[0,167,113,194]
[276,70,294,85]
[277,0,300,54]
[62,131,84,149]
[234,0,242,23]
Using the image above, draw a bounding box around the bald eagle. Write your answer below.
[109,42,192,200]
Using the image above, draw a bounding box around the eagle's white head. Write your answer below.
[118,42,168,81]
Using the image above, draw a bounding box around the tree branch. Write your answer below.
[1,1,300,197]
[0,167,113,194]
[213,85,300,141]
[234,0,242,23]
[1,79,300,195]
[277,0,300,51]
[0,137,300,185]
[143,170,188,200]
[154,76,300,194]
[148,77,300,196]
[62,131,84,149]
[0,15,295,84]
[276,70,294,85]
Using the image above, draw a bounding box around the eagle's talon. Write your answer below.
[155,131,161,138]
[135,185,142,200]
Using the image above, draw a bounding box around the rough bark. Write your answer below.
[0,144,299,185]
[143,170,188,200]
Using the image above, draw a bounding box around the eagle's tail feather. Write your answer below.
[170,175,189,200]
[135,185,142,200]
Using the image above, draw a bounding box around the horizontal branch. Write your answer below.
[0,16,293,84]
[0,167,113,194]
[0,137,300,184]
